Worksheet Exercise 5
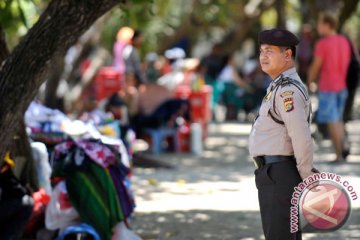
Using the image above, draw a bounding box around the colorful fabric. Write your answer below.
[75,140,117,168]
[52,138,134,240]
[25,101,70,132]
[54,140,118,168]
[65,162,124,240]
[109,166,135,219]
[314,35,351,92]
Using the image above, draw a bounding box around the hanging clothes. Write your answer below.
[51,138,135,240]
[65,162,123,240]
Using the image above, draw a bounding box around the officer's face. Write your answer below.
[259,44,289,79]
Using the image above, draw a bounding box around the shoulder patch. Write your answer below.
[283,97,294,112]
[280,77,309,101]
[280,91,294,98]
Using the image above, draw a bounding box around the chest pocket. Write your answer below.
[259,100,271,117]
[259,89,285,125]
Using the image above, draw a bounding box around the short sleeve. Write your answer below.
[314,40,325,60]
[274,85,314,179]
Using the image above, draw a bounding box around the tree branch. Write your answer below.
[275,0,286,28]
[0,24,10,65]
[0,0,124,158]
[218,0,276,54]
[339,0,360,30]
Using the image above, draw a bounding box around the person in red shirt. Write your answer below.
[308,12,351,163]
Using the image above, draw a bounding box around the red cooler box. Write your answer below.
[95,67,123,101]
[189,85,212,123]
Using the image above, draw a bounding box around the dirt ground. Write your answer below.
[131,122,360,240]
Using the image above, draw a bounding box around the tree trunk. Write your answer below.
[0,0,123,159]
[338,0,360,31]
[44,16,106,111]
[9,116,39,191]
[0,25,10,64]
[314,0,341,12]
[0,25,36,170]
[44,54,65,110]
[305,0,359,36]
[275,0,286,29]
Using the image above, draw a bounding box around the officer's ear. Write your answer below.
[284,48,292,61]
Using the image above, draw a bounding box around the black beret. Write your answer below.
[258,28,299,47]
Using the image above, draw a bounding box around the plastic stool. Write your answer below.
[144,128,179,154]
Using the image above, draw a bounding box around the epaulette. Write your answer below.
[278,77,309,101]
[269,76,311,125]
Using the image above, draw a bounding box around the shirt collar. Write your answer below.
[273,67,297,84]
[282,67,297,78]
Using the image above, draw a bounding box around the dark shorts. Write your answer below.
[317,90,348,123]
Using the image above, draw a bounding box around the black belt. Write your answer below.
[253,155,295,169]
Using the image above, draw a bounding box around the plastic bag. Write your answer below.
[45,181,80,233]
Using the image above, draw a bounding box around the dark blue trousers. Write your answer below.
[255,160,302,240]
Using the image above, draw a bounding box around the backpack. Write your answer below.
[346,37,360,89]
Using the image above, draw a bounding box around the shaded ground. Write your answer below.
[134,210,360,240]
[131,121,360,240]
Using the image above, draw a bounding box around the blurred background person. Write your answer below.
[218,54,253,120]
[308,12,351,163]
[144,52,161,84]
[199,43,227,119]
[130,83,189,138]
[343,37,360,123]
[113,26,134,76]
[298,24,313,84]
[241,59,271,121]
[123,30,147,87]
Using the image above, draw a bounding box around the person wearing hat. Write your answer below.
[249,28,317,239]
[105,93,127,122]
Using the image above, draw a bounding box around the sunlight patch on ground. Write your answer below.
[134,176,259,213]
[346,120,360,132]
[208,123,252,135]
[133,174,360,213]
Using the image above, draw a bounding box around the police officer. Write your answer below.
[249,29,317,239]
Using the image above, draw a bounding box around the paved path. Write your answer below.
[132,122,360,240]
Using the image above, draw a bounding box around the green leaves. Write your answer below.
[0,0,44,48]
